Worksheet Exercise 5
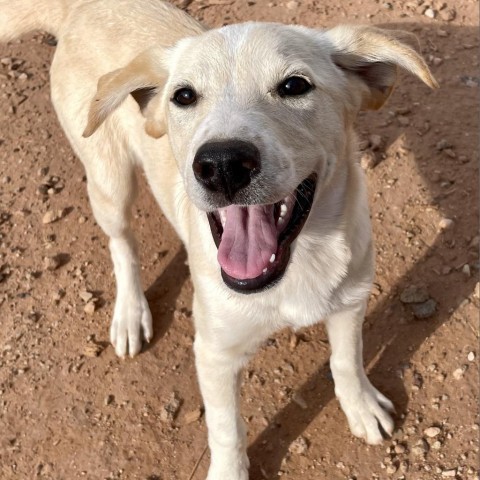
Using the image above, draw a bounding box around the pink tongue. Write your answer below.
[217,205,278,280]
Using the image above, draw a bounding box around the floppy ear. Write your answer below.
[82,48,167,138]
[325,25,438,110]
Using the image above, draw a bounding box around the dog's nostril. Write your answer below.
[193,160,215,180]
[193,140,261,200]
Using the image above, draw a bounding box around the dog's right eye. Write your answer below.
[172,87,197,106]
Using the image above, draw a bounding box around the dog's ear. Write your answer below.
[83,48,167,138]
[326,25,438,110]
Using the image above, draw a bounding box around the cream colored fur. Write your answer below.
[0,1,437,478]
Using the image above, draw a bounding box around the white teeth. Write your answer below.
[278,217,284,224]
[280,204,287,218]
[219,209,226,227]
[269,254,276,263]
[262,268,267,273]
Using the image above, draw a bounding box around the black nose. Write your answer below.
[193,140,261,201]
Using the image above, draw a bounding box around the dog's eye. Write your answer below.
[172,87,197,106]
[277,76,313,97]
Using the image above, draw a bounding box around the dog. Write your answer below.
[0,1,437,478]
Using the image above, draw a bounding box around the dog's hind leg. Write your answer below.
[85,160,152,358]
[325,300,395,444]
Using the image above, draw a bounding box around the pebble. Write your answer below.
[288,436,309,455]
[424,7,436,18]
[412,439,429,456]
[0,57,11,65]
[79,290,94,303]
[292,392,308,410]
[397,115,410,126]
[453,367,465,380]
[439,8,456,21]
[468,351,475,362]
[369,134,383,151]
[104,394,115,405]
[84,301,96,314]
[183,407,203,424]
[462,264,471,276]
[17,72,27,81]
[360,150,378,170]
[43,255,61,271]
[286,0,299,9]
[386,465,397,474]
[400,285,429,304]
[424,426,441,438]
[42,209,64,224]
[160,392,181,423]
[438,218,454,230]
[441,469,457,477]
[436,139,453,151]
[412,299,437,319]
[83,340,104,357]
[394,444,406,454]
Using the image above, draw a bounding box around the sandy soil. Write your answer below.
[0,0,479,479]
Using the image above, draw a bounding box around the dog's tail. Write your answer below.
[0,0,72,42]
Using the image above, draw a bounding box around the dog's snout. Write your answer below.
[193,140,261,201]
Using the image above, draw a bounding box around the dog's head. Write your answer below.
[84,23,437,293]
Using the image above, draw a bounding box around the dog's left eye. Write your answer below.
[277,76,313,97]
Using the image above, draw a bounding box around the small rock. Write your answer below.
[84,301,96,315]
[400,285,429,304]
[183,407,203,424]
[83,341,104,357]
[17,72,27,81]
[398,115,410,126]
[369,134,384,151]
[394,444,406,454]
[437,29,449,37]
[160,392,181,423]
[412,299,437,319]
[436,139,453,151]
[424,7,436,18]
[399,460,409,473]
[104,394,115,405]
[42,209,64,224]
[468,351,475,362]
[444,148,456,158]
[360,150,378,170]
[43,255,61,271]
[441,469,457,477]
[0,57,11,65]
[79,290,94,303]
[438,218,454,230]
[462,264,471,276]
[292,392,308,410]
[431,440,443,449]
[386,464,398,474]
[439,8,456,21]
[424,426,441,438]
[288,436,309,455]
[453,367,465,380]
[412,439,429,456]
[285,0,299,9]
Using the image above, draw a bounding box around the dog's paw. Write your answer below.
[206,465,249,480]
[110,293,153,357]
[206,448,249,480]
[337,380,395,445]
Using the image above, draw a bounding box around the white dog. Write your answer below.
[1,1,437,478]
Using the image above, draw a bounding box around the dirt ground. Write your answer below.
[0,0,479,479]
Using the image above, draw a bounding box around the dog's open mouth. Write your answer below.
[207,173,317,293]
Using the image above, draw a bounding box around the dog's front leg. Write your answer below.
[86,175,152,358]
[325,301,395,444]
[194,334,249,480]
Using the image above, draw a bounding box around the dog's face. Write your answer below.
[84,23,436,292]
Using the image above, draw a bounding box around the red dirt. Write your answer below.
[0,1,478,479]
